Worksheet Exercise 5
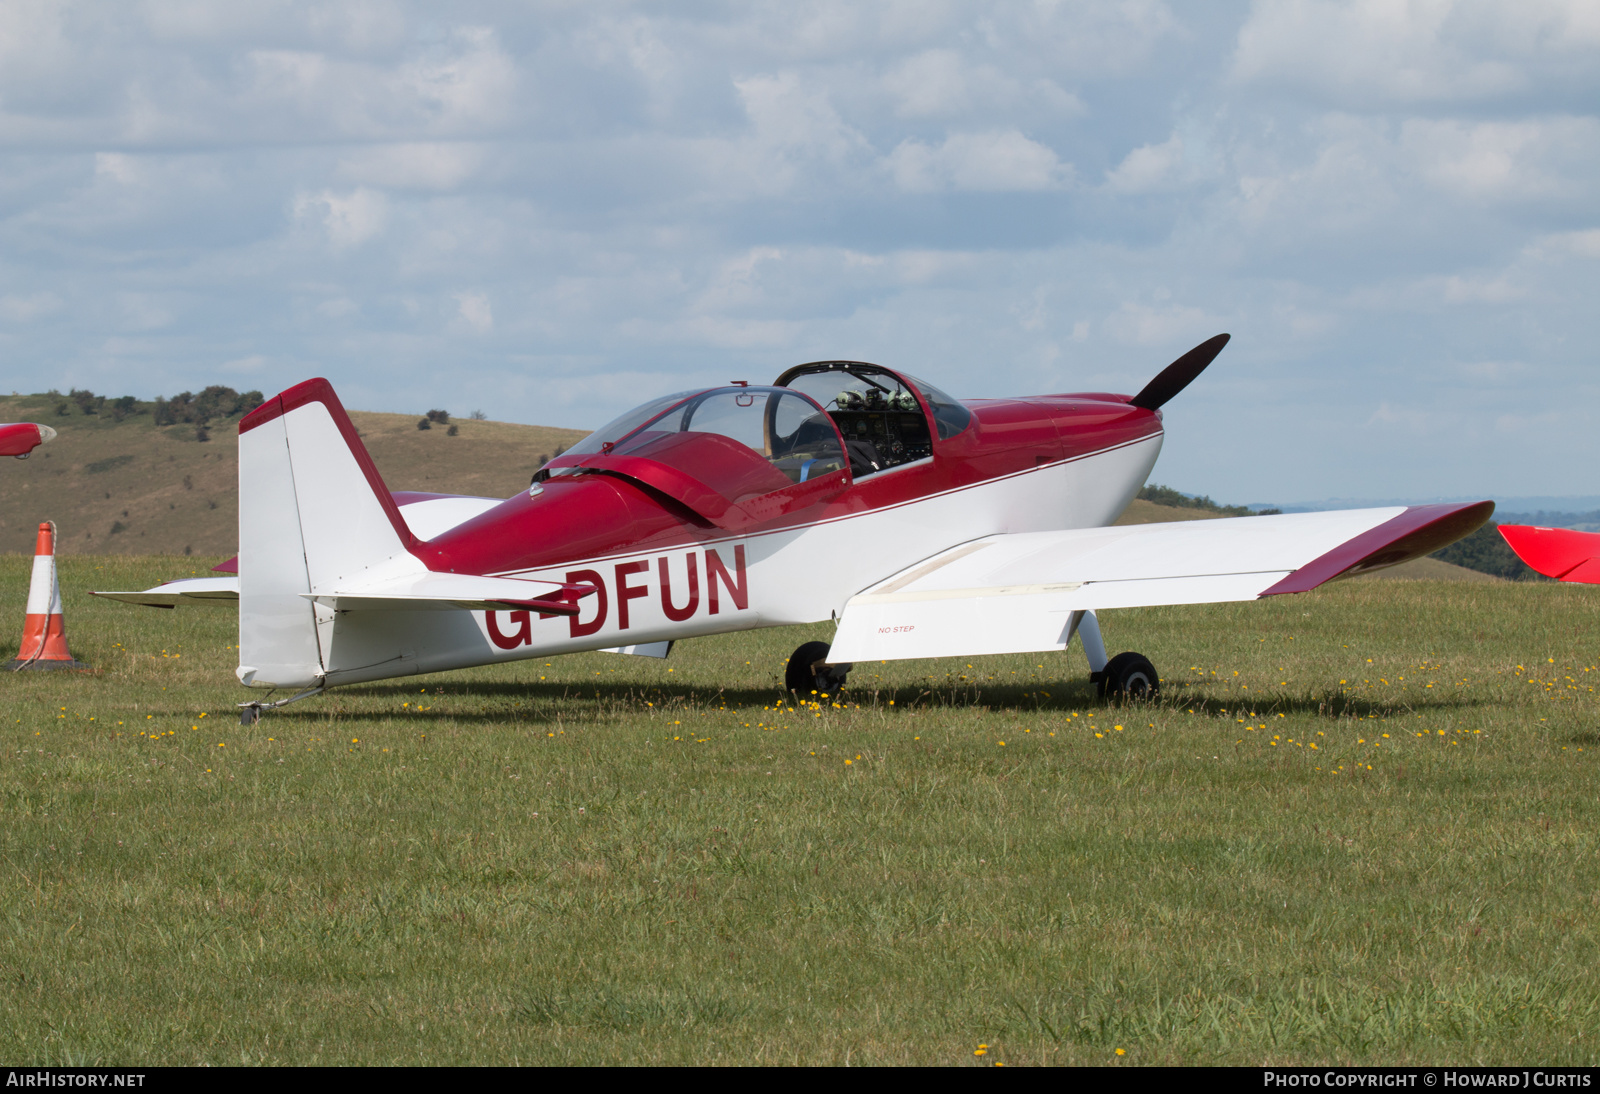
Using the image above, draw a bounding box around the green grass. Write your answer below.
[4,555,1600,1065]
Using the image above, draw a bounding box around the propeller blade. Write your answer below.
[1130,333,1230,411]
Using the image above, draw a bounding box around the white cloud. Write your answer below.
[1232,0,1600,107]
[1368,399,1443,434]
[1102,302,1218,348]
[1104,133,1185,192]
[729,72,870,191]
[1401,116,1600,203]
[881,49,1082,121]
[220,353,269,374]
[1530,229,1600,259]
[888,130,1073,192]
[336,142,484,190]
[295,187,388,248]
[453,291,493,333]
[399,27,516,130]
[1441,274,1524,303]
[0,293,62,323]
[94,153,140,184]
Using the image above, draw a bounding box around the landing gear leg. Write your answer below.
[785,640,852,698]
[237,685,326,726]
[1068,610,1158,701]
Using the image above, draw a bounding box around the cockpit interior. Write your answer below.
[774,362,933,477]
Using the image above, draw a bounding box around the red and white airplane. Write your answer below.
[97,335,1493,724]
[0,422,56,459]
[1499,525,1600,584]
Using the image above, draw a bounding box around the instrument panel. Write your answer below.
[831,409,932,468]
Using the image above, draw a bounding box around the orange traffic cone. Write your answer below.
[8,522,89,671]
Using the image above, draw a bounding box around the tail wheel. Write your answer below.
[786,640,851,697]
[1098,651,1159,701]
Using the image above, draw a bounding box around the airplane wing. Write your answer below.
[1499,525,1600,584]
[830,502,1492,662]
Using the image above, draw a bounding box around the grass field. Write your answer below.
[3,555,1599,1066]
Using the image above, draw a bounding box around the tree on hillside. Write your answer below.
[71,388,103,415]
[1429,523,1539,580]
[154,386,265,426]
[1137,483,1265,517]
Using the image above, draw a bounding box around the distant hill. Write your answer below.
[0,388,587,556]
[1497,510,1600,533]
[1135,483,1280,517]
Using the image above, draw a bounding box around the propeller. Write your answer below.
[1129,333,1230,411]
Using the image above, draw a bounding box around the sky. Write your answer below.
[1,1,1596,504]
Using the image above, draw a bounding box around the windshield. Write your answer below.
[562,386,846,487]
[563,390,701,457]
[618,388,844,483]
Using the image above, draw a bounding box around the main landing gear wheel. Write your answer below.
[1096,651,1159,701]
[786,640,851,697]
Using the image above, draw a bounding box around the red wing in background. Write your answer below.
[1499,525,1600,584]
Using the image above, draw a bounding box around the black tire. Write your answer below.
[239,705,262,726]
[785,640,851,697]
[1098,651,1159,701]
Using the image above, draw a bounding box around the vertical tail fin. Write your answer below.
[236,379,420,689]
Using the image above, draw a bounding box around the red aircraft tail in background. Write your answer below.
[1499,525,1600,584]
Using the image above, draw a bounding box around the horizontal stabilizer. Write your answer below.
[1499,525,1600,584]
[92,576,240,608]
[831,501,1492,662]
[301,572,594,615]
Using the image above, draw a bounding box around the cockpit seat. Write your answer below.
[844,438,883,478]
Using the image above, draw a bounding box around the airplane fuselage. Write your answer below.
[314,394,1163,687]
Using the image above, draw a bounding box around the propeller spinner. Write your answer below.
[1130,333,1230,411]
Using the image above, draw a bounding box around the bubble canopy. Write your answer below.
[546,364,968,498]
[554,386,847,486]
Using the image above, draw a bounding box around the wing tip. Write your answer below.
[1262,500,1496,595]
